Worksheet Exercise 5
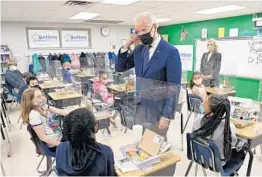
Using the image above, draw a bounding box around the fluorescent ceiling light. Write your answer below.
[194,5,246,15]
[70,12,100,20]
[101,0,140,5]
[156,18,171,23]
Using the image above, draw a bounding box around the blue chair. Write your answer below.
[27,125,56,175]
[185,133,244,176]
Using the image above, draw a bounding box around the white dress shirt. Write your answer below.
[207,52,212,62]
[148,35,161,60]
[121,35,161,61]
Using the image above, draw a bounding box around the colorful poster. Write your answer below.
[229,28,239,37]
[61,30,90,48]
[175,45,193,71]
[218,27,225,38]
[27,29,60,48]
[201,28,207,38]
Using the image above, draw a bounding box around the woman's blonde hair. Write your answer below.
[21,88,45,124]
[207,38,218,53]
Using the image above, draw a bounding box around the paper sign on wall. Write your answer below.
[175,45,193,71]
[218,27,225,38]
[201,28,207,38]
[61,30,90,48]
[27,29,60,48]
[229,28,239,37]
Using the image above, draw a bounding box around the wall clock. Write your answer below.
[101,27,110,37]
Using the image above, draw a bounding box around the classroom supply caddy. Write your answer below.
[116,129,171,172]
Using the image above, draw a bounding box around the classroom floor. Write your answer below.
[1,102,262,176]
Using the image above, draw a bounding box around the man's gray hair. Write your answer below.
[134,12,157,25]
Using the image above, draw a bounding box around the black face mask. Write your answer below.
[138,26,155,45]
[32,85,41,89]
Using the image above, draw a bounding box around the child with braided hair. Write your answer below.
[192,95,246,173]
[56,108,116,176]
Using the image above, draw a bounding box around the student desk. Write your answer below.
[206,87,236,96]
[108,84,127,93]
[74,73,95,83]
[100,133,180,176]
[37,76,51,83]
[39,82,64,95]
[95,113,113,121]
[89,78,114,83]
[48,91,82,108]
[235,121,262,176]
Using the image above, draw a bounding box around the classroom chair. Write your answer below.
[3,86,18,112]
[185,133,243,176]
[0,111,12,158]
[1,98,12,132]
[27,125,56,175]
[0,159,6,176]
[83,80,112,135]
[120,105,135,133]
[181,91,203,151]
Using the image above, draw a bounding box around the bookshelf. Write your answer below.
[1,45,13,101]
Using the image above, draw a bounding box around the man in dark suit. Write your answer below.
[115,12,181,138]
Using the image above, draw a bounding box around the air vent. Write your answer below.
[65,1,94,6]
[83,20,123,24]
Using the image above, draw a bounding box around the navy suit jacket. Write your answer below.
[115,39,181,120]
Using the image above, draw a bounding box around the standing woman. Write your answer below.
[200,39,222,87]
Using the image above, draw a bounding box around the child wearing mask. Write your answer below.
[189,72,208,102]
[192,95,246,173]
[93,71,114,105]
[5,61,25,94]
[63,62,72,83]
[21,88,70,151]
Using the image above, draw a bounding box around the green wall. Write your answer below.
[159,14,261,101]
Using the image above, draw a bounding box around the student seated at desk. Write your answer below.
[56,108,116,176]
[17,76,40,103]
[192,95,246,173]
[189,72,208,102]
[93,71,114,105]
[21,88,70,151]
[63,62,73,83]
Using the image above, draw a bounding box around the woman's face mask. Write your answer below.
[208,43,215,52]
[10,65,17,71]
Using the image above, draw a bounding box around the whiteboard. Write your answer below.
[195,38,262,79]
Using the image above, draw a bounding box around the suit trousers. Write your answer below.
[135,104,168,139]
[203,78,219,87]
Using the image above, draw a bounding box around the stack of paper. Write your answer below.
[115,154,161,173]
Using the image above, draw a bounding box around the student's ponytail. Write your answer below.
[193,95,232,161]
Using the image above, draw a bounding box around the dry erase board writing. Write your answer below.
[248,39,262,65]
[195,38,262,79]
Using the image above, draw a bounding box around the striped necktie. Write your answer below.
[143,45,152,72]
